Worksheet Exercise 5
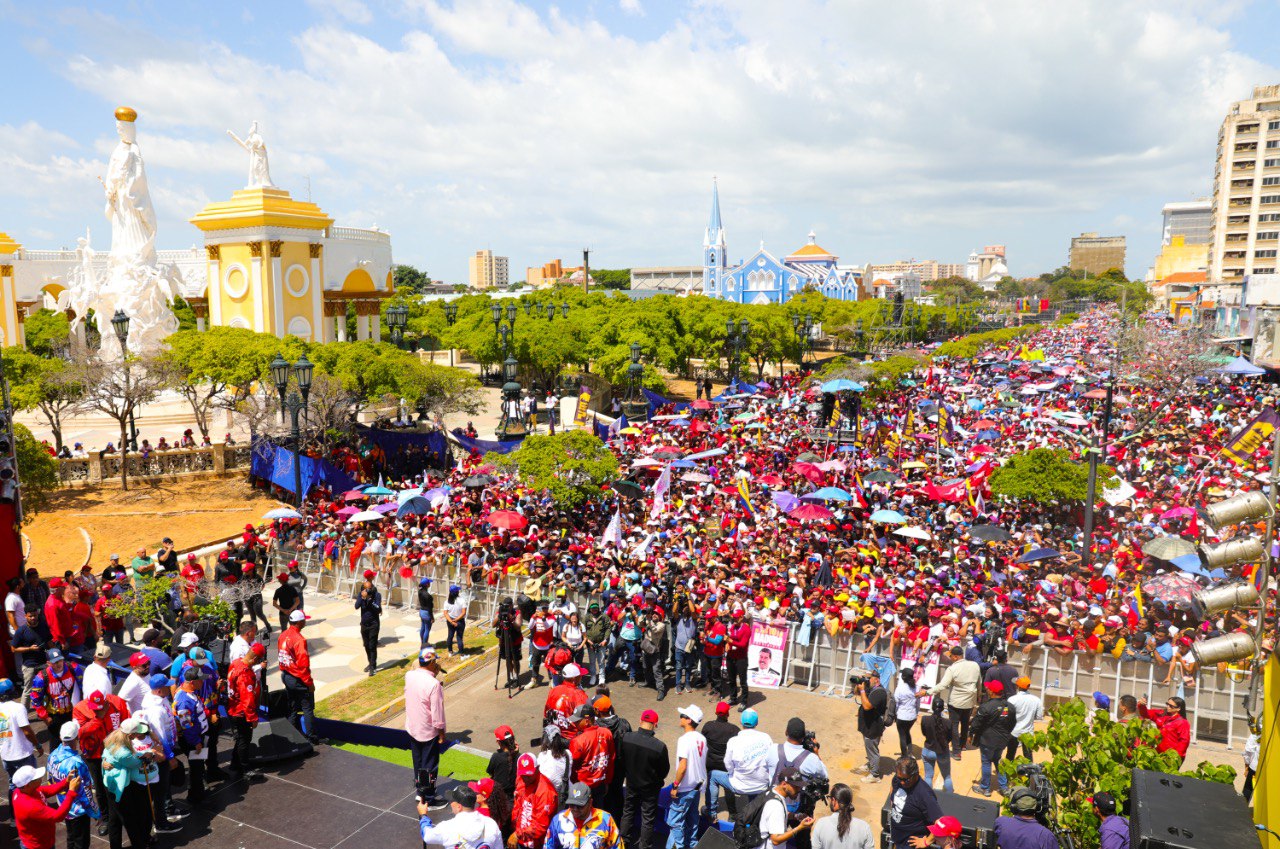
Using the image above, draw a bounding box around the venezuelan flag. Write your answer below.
[736,476,756,520]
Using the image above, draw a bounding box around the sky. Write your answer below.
[1,0,1279,284]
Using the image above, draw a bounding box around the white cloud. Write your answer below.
[307,0,373,24]
[620,0,644,16]
[11,1,1279,281]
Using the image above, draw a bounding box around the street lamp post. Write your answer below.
[561,302,570,319]
[385,303,408,348]
[270,353,291,424]
[725,319,750,386]
[854,318,865,353]
[110,310,140,453]
[443,302,458,367]
[496,354,527,441]
[623,341,647,422]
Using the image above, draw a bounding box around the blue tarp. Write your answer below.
[355,425,454,469]
[643,387,691,418]
[1216,355,1267,376]
[451,429,522,455]
[711,380,759,402]
[250,439,357,498]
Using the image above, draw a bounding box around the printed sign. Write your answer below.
[573,390,593,427]
[747,622,787,689]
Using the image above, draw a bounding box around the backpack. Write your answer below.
[771,744,811,784]
[733,790,782,849]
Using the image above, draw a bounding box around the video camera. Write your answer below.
[801,730,820,754]
[1012,764,1076,849]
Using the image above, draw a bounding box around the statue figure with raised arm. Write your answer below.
[227,120,274,189]
[57,228,99,337]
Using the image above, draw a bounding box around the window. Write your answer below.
[1263,195,1280,204]
[1255,250,1277,258]
[1270,120,1280,130]
[1255,268,1276,274]
[1269,140,1280,149]
[746,269,776,291]
[1257,232,1280,240]
[1261,214,1280,222]
[1266,159,1280,167]
[1265,177,1280,186]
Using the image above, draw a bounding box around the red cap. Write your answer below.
[49,578,65,589]
[88,691,105,708]
[715,701,731,716]
[249,642,266,656]
[640,709,660,724]
[245,524,255,531]
[129,652,150,668]
[242,564,255,574]
[362,569,376,580]
[731,610,744,620]
[494,725,515,741]
[186,553,197,561]
[984,680,1004,694]
[516,753,538,776]
[288,559,299,569]
[928,816,963,838]
[277,573,289,582]
[468,777,494,796]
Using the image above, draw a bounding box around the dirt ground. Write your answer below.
[22,476,286,576]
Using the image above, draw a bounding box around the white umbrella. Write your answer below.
[263,508,302,520]
[348,510,385,523]
[632,458,662,468]
[681,472,712,483]
[893,527,933,540]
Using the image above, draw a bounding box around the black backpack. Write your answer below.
[733,790,782,849]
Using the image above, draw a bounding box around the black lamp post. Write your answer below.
[725,318,750,384]
[490,301,502,334]
[283,390,305,508]
[523,300,533,317]
[561,302,570,319]
[623,341,647,422]
[855,317,865,352]
[444,301,458,326]
[386,303,408,348]
[270,355,315,506]
[546,303,556,321]
[505,303,518,333]
[110,310,139,452]
[496,353,527,441]
[270,353,291,423]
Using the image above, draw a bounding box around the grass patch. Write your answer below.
[334,742,490,780]
[316,632,500,723]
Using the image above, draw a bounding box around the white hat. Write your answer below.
[289,610,308,623]
[678,704,704,724]
[419,646,438,663]
[60,720,81,742]
[178,633,199,648]
[562,663,582,678]
[12,765,46,788]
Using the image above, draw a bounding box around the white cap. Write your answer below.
[562,663,581,678]
[178,633,199,648]
[60,720,81,742]
[419,646,438,663]
[678,704,704,724]
[289,610,308,623]
[12,765,45,788]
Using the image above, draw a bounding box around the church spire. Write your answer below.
[705,177,725,248]
[702,177,727,296]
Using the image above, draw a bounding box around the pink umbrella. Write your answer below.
[788,502,832,521]
[1161,507,1195,518]
[342,490,368,501]
[372,502,398,514]
[336,505,360,517]
[816,460,847,472]
[485,510,528,531]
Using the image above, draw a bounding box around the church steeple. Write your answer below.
[703,178,727,295]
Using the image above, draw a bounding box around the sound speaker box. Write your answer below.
[248,715,314,764]
[694,824,738,849]
[880,789,998,849]
[1128,769,1257,849]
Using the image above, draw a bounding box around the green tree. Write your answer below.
[989,448,1113,503]
[13,422,59,522]
[486,430,620,508]
[105,576,236,632]
[171,297,198,331]
[22,310,70,357]
[1000,699,1236,849]
[393,264,432,294]
[157,327,284,440]
[590,269,631,290]
[4,346,85,452]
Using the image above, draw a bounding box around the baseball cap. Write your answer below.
[562,663,581,679]
[0,679,15,698]
[129,652,151,668]
[182,666,204,682]
[1093,691,1112,710]
[179,632,199,648]
[46,648,65,664]
[593,696,612,713]
[419,646,438,663]
[12,765,46,788]
[148,673,171,689]
[775,767,802,788]
[450,785,478,808]
[715,701,731,716]
[289,610,310,623]
[249,642,266,656]
[1015,677,1032,690]
[565,782,592,807]
[516,753,538,776]
[928,816,963,838]
[49,577,65,589]
[87,690,105,708]
[569,704,594,722]
[678,704,703,725]
[94,644,113,659]
[468,778,495,796]
[741,709,759,728]
[984,680,1003,694]
[1009,789,1040,814]
[640,709,659,724]
[59,720,81,742]
[121,717,150,735]
[362,569,376,579]
[494,725,515,741]
[1092,792,1117,815]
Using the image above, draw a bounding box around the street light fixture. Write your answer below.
[385,303,408,348]
[444,302,458,326]
[523,300,533,317]
[491,301,502,332]
[623,342,647,422]
[505,303,518,329]
[294,353,313,406]
[561,302,570,319]
[546,303,556,321]
[110,310,140,452]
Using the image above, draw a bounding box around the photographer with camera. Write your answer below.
[854,672,888,783]
[994,788,1059,849]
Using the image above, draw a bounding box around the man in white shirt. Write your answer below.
[229,622,257,663]
[1005,676,1044,761]
[4,577,26,631]
[1,678,41,805]
[418,784,501,849]
[117,653,154,714]
[724,708,776,804]
[669,704,707,849]
[82,645,115,702]
[757,768,812,849]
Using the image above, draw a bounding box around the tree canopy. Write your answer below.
[13,422,58,522]
[486,430,620,508]
[989,447,1113,503]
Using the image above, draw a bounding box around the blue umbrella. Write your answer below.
[670,417,691,427]
[975,430,1000,441]
[396,487,423,504]
[805,487,852,502]
[264,508,302,520]
[870,509,906,524]
[363,485,396,496]
[1170,552,1225,580]
[397,496,434,516]
[820,379,865,393]
[671,459,697,469]
[1017,547,1061,563]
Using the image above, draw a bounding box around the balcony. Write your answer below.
[1233,161,1256,171]
[1224,251,1247,259]
[1230,198,1253,207]
[1226,234,1249,243]
[1229,215,1252,225]
[1238,124,1259,134]
[1232,180,1255,188]
[1236,143,1259,152]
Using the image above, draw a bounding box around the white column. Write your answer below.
[356,313,369,340]
[208,257,222,327]
[271,250,284,336]
[250,247,265,333]
[310,248,324,340]
[1,272,18,347]
[336,310,348,342]
[196,316,206,332]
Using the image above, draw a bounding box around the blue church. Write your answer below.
[701,180,865,304]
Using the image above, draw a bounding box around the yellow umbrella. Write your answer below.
[901,460,927,469]
[620,427,642,435]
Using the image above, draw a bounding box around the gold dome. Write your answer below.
[114,106,138,123]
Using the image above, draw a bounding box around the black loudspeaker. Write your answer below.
[1128,769,1257,849]
[248,716,314,764]
[881,790,998,849]
[819,393,835,422]
[694,825,737,849]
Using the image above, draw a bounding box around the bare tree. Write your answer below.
[1110,317,1219,442]
[68,350,166,491]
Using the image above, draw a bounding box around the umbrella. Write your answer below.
[1081,388,1108,400]
[788,502,832,521]
[619,427,643,435]
[815,460,847,472]
[805,487,852,502]
[336,505,360,518]
[485,510,528,530]
[463,475,495,488]
[342,490,368,501]
[1142,536,1198,561]
[363,485,396,496]
[680,472,712,483]
[611,480,646,499]
[975,430,1000,441]
[691,399,712,410]
[756,473,784,487]
[632,457,661,468]
[870,509,906,524]
[732,412,756,423]
[396,487,423,503]
[671,459,697,469]
[264,508,302,520]
[901,461,927,470]
[968,525,1011,542]
[820,379,865,393]
[797,452,822,462]
[397,496,434,516]
[654,448,684,459]
[348,510,384,523]
[771,491,800,512]
[1160,507,1196,519]
[423,487,450,503]
[1141,572,1202,609]
[670,418,691,427]
[973,419,998,429]
[894,527,932,540]
[746,423,767,430]
[863,470,899,484]
[1017,547,1061,563]
[372,502,399,514]
[867,457,894,469]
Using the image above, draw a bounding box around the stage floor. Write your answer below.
[2,744,450,849]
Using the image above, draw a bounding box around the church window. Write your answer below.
[746,270,776,291]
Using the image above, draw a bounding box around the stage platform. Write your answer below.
[1,744,450,849]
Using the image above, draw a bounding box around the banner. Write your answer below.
[1221,406,1280,464]
[642,387,690,418]
[900,647,942,711]
[249,439,356,498]
[573,390,593,428]
[356,425,454,470]
[451,429,522,456]
[747,621,787,689]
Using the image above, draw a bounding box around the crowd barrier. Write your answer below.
[252,540,1256,750]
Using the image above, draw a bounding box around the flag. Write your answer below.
[607,414,627,440]
[903,409,916,440]
[1132,583,1145,618]
[629,533,655,560]
[650,464,672,518]
[1220,406,1280,464]
[736,476,757,520]
[883,431,901,457]
[600,508,624,548]
[829,398,842,429]
[937,404,952,448]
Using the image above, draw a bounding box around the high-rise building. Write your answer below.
[468,249,509,289]
[1150,200,1211,281]
[866,259,967,282]
[1209,85,1280,284]
[1068,233,1126,276]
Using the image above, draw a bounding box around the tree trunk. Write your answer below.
[119,421,130,492]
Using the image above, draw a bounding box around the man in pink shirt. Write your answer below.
[405,646,446,806]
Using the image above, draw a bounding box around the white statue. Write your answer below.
[81,106,180,361]
[57,228,99,335]
[227,121,274,189]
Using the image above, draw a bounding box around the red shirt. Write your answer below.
[569,725,616,787]
[726,623,751,659]
[226,658,261,722]
[94,596,123,633]
[702,622,727,657]
[70,602,96,644]
[1139,706,1191,760]
[543,683,587,742]
[72,695,130,759]
[529,616,556,650]
[14,778,74,849]
[277,627,313,688]
[513,773,558,849]
[44,594,74,645]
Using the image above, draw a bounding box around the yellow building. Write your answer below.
[468,249,509,289]
[190,187,394,342]
[1152,235,1209,280]
[0,231,25,347]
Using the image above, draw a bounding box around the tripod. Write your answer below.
[493,616,523,699]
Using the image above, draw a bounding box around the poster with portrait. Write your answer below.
[900,647,942,711]
[573,390,593,427]
[747,622,787,689]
